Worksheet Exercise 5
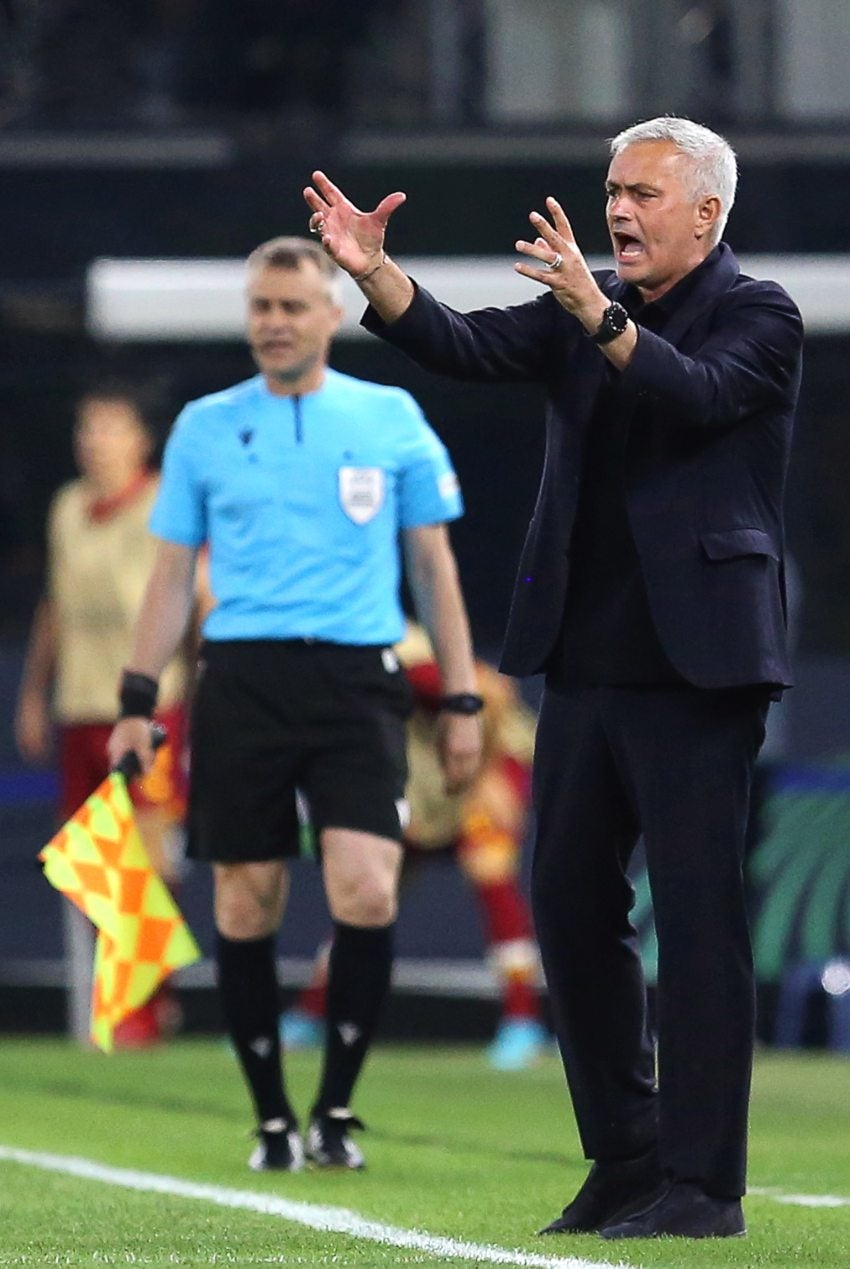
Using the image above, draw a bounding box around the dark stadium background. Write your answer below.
[2,1,850,1046]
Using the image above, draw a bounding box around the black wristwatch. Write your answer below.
[591,301,629,345]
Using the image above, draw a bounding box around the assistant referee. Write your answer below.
[108,236,483,1172]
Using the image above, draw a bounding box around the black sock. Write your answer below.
[313,921,394,1115]
[215,931,294,1126]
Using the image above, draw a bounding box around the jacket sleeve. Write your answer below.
[619,281,803,428]
[361,282,563,383]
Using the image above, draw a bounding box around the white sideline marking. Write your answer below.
[0,1145,630,1269]
[750,1186,850,1209]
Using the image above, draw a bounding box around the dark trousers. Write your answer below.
[531,684,768,1198]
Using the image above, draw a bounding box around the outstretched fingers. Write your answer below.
[545,196,576,243]
[529,210,559,248]
[303,184,330,217]
[310,170,348,207]
[303,175,407,230]
[514,235,548,261]
[526,198,576,250]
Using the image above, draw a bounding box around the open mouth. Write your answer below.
[612,231,645,262]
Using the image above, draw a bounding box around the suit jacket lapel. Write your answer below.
[659,245,740,347]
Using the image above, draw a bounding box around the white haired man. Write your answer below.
[304,118,803,1238]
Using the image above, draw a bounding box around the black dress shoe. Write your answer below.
[601,1180,745,1239]
[539,1147,664,1235]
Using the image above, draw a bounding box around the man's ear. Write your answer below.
[695,195,722,240]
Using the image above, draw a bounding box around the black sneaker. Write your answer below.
[248,1119,305,1172]
[539,1146,664,1234]
[306,1109,366,1169]
[600,1181,746,1239]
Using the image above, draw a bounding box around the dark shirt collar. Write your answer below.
[623,243,723,326]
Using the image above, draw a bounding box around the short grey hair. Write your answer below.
[609,116,738,243]
[246,235,343,304]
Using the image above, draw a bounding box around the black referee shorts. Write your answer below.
[187,639,413,863]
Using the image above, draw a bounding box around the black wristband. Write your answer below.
[119,669,159,719]
[438,692,484,715]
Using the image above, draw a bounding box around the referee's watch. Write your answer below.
[591,301,629,345]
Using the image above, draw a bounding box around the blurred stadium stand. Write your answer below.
[2,0,850,1041]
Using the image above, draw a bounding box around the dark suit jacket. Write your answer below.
[363,243,804,686]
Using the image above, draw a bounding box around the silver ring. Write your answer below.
[310,217,325,236]
[543,252,563,272]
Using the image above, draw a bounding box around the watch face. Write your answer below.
[596,302,628,343]
[608,302,628,332]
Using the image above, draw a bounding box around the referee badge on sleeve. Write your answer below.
[338,466,385,524]
[439,471,460,499]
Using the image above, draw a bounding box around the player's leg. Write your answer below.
[187,640,305,1170]
[279,846,425,1051]
[213,858,304,1169]
[304,828,403,1167]
[302,642,411,1167]
[456,759,546,1069]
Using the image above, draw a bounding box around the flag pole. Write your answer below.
[64,904,94,1045]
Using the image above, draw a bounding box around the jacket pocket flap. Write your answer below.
[701,528,779,562]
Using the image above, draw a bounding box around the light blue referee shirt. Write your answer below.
[150,369,463,645]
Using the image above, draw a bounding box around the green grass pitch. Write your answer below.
[0,1037,847,1267]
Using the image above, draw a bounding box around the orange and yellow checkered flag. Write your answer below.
[39,769,200,1052]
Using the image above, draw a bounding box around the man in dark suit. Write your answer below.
[304,117,803,1240]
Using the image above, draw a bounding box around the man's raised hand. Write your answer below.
[514,196,599,314]
[304,171,406,279]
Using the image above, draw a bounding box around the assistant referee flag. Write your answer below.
[39,769,200,1052]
